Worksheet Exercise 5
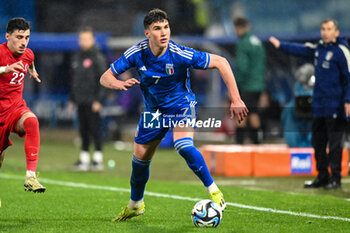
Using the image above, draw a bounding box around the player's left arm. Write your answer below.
[29,62,41,83]
[207,54,248,122]
[337,45,350,117]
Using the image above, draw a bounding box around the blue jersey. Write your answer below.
[110,39,210,110]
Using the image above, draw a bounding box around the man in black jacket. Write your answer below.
[69,26,107,171]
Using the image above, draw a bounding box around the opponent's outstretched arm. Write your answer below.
[100,68,139,91]
[208,54,248,122]
[269,36,314,58]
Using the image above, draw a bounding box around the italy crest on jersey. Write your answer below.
[166,63,174,75]
[325,51,333,61]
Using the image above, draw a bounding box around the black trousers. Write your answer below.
[77,104,102,151]
[311,117,346,182]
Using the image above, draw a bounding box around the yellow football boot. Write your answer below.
[24,174,46,193]
[112,203,145,222]
[209,190,226,211]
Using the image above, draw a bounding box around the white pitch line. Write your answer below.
[1,173,350,222]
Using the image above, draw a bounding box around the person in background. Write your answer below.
[69,26,107,171]
[233,17,266,144]
[270,19,350,189]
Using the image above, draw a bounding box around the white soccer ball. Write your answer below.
[191,199,222,228]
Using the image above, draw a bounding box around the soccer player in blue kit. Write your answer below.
[100,8,248,221]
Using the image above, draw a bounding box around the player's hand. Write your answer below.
[345,103,350,117]
[5,61,25,73]
[92,101,102,112]
[269,36,281,48]
[29,68,41,83]
[120,78,140,91]
[230,99,248,123]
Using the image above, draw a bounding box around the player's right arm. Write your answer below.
[0,61,25,74]
[269,36,315,58]
[208,54,248,123]
[100,68,139,91]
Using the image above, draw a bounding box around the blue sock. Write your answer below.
[174,138,213,187]
[130,155,151,201]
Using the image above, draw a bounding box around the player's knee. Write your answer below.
[23,117,39,133]
[174,137,194,154]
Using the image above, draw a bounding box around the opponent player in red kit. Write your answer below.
[0,18,45,192]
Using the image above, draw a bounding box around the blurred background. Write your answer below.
[1,0,350,145]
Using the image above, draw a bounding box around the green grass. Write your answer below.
[0,130,350,232]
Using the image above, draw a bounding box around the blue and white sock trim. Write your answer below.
[174,138,194,152]
[132,155,152,165]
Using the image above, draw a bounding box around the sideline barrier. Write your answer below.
[201,145,349,177]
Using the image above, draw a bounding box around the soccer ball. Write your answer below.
[191,199,222,228]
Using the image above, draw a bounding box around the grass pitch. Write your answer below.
[0,130,349,233]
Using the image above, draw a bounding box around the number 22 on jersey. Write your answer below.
[10,72,25,84]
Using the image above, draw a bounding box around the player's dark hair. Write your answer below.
[6,17,31,34]
[78,26,94,35]
[321,18,339,30]
[233,17,249,28]
[144,8,169,29]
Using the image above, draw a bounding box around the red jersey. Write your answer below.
[0,42,34,122]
